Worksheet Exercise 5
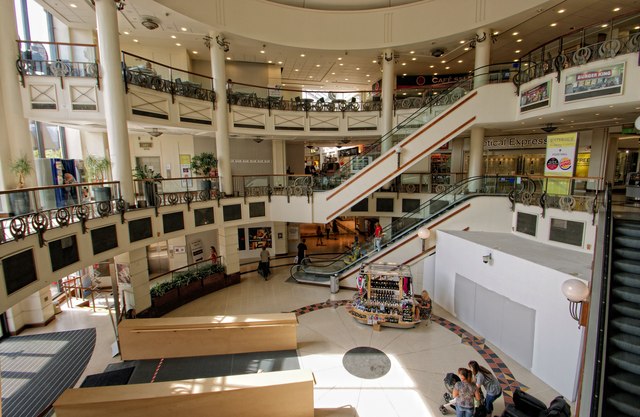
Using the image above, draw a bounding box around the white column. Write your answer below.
[116,248,151,315]
[94,0,134,204]
[586,128,609,190]
[381,48,395,154]
[210,31,232,195]
[450,137,465,184]
[219,227,239,275]
[468,127,485,178]
[0,0,35,187]
[272,139,286,187]
[473,27,491,89]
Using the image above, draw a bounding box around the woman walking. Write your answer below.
[468,360,502,415]
[452,368,480,417]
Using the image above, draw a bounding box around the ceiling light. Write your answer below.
[401,63,406,66]
[148,128,163,137]
[515,50,521,53]
[635,26,640,30]
[192,51,198,54]
[410,51,415,54]
[459,40,465,44]
[517,39,522,42]
[513,59,519,62]
[176,43,181,46]
[339,63,343,66]
[69,3,77,7]
[402,73,407,76]
[429,65,434,68]
[316,64,321,67]
[402,92,407,96]
[344,78,348,81]
[181,27,187,31]
[331,72,335,75]
[464,47,470,51]
[458,60,463,63]
[550,23,557,27]
[445,66,450,69]
[294,69,299,71]
[372,60,377,63]
[613,7,621,11]
[433,73,438,75]
[411,57,416,61]
[226,57,231,60]
[356,67,360,70]
[278,61,283,64]
[260,50,265,54]
[123,31,129,35]
[557,9,565,13]
[365,74,370,77]
[493,31,499,35]
[367,80,371,82]
[338,57,342,60]
[268,60,272,63]
[133,39,139,43]
[171,35,176,39]
[141,17,160,30]
[601,24,608,28]
[308,76,313,78]
[441,60,445,64]
[300,53,305,57]
[512,32,519,36]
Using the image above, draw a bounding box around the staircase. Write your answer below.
[603,215,640,417]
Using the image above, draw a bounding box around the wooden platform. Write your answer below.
[54,369,314,417]
[118,313,298,360]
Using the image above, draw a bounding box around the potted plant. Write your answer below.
[84,155,112,202]
[190,152,217,190]
[133,165,162,207]
[150,280,179,310]
[9,155,33,215]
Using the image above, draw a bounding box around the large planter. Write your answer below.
[151,287,179,310]
[203,272,225,293]
[93,186,112,202]
[225,272,241,287]
[9,191,31,216]
[178,280,203,301]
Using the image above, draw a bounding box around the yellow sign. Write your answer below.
[545,132,578,195]
[179,154,191,165]
[575,153,590,178]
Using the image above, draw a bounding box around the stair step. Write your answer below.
[615,236,640,250]
[614,273,640,290]
[613,302,640,320]
[608,372,640,396]
[614,248,640,262]
[610,351,640,376]
[611,333,640,355]
[616,224,640,238]
[611,317,640,338]
[612,287,640,304]
[607,392,640,417]
[614,260,640,275]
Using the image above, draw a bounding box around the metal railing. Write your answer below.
[122,51,216,103]
[231,174,313,198]
[16,40,99,86]
[132,176,222,211]
[514,12,640,88]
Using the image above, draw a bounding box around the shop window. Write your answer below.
[516,212,537,236]
[351,198,368,212]
[194,208,214,226]
[376,198,394,212]
[162,212,184,234]
[49,235,79,271]
[249,202,266,218]
[223,204,242,221]
[91,225,118,254]
[128,217,153,242]
[549,218,584,247]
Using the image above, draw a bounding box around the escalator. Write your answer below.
[292,175,533,284]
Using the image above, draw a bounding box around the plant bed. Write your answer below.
[203,272,225,293]
[151,287,179,310]
[225,272,241,287]
[178,279,204,302]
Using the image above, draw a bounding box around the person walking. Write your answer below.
[374,222,383,252]
[332,219,339,238]
[452,368,481,417]
[325,223,331,241]
[259,245,270,279]
[316,225,324,246]
[468,360,502,415]
[296,238,307,264]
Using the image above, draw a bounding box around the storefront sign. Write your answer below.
[520,81,550,112]
[545,132,578,177]
[338,147,359,157]
[564,62,624,102]
[179,154,192,187]
[484,135,547,150]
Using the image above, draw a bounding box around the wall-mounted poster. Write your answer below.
[180,154,192,188]
[520,81,550,112]
[248,227,272,249]
[564,63,624,102]
[545,132,578,195]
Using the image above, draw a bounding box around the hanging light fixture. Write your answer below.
[148,128,163,137]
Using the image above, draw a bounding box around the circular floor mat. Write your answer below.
[342,346,391,379]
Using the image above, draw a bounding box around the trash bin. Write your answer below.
[330,274,339,294]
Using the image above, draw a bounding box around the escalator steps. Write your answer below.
[613,273,640,290]
[608,372,640,396]
[613,302,640,320]
[614,259,640,275]
[616,223,640,238]
[615,236,640,250]
[607,392,640,417]
[611,333,640,355]
[611,317,640,337]
[609,351,640,376]
[614,247,640,261]
[612,287,640,304]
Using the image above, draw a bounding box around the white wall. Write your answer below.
[434,231,584,400]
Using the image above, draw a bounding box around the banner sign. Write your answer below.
[564,62,624,102]
[545,132,578,177]
[520,81,550,112]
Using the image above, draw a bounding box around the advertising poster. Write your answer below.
[564,63,624,102]
[179,154,192,188]
[545,132,578,194]
[520,81,550,112]
[248,227,272,250]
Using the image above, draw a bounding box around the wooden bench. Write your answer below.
[118,313,298,360]
[54,369,314,417]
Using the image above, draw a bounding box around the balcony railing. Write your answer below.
[514,12,640,89]
[122,52,216,103]
[16,40,99,86]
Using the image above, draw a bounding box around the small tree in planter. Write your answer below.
[9,155,33,215]
[85,155,112,201]
[190,152,217,190]
[133,165,162,207]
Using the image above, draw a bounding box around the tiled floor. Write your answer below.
[20,225,563,417]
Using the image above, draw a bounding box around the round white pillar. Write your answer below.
[210,31,232,196]
[0,0,35,187]
[473,27,491,89]
[94,0,134,203]
[468,127,485,179]
[381,48,395,154]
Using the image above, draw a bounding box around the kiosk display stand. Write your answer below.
[347,262,420,329]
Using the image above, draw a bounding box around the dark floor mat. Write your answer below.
[80,366,135,387]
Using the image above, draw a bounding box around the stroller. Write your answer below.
[439,372,487,417]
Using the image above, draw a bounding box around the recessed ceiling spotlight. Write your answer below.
[171,35,176,39]
[402,73,407,76]
[356,67,360,70]
[635,26,640,30]
[337,57,342,61]
[441,60,445,63]
[123,31,130,35]
[180,27,187,31]
[411,57,416,61]
[316,64,320,67]
[517,39,522,42]
[365,74,370,77]
[458,60,463,63]
[493,31,499,35]
[344,78,349,81]
[512,32,519,36]
[260,50,265,54]
[410,50,415,54]
[278,61,283,64]
[429,65,434,68]
[70,3,77,7]
[613,7,621,11]
[434,72,438,75]
[464,47,470,51]
[339,63,343,66]
[308,76,313,78]
[515,50,521,53]
[176,43,181,46]
[192,51,198,54]
[226,57,231,60]
[294,69,299,72]
[300,53,305,57]
[268,60,272,63]
[550,23,557,27]
[459,40,465,44]
[401,62,406,66]
[402,92,407,96]
[445,66,450,69]
[557,9,565,13]
[513,59,518,62]
[367,80,371,82]
[331,72,335,75]
[372,60,377,63]
[601,24,608,28]
[133,39,139,42]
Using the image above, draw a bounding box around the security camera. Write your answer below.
[482,253,492,264]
